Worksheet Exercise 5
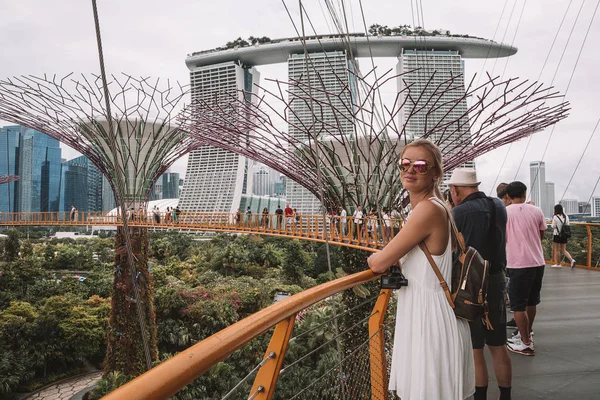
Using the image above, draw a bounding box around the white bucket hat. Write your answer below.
[445,168,480,187]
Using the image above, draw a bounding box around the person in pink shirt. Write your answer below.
[504,181,547,356]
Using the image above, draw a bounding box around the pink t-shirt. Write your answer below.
[506,203,547,269]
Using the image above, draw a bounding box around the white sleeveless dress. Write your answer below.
[388,200,475,399]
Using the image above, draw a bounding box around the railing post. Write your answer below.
[586,225,593,268]
[369,289,391,400]
[249,314,296,400]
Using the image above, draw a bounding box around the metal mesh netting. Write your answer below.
[278,319,396,400]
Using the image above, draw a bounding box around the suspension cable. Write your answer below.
[559,117,600,201]
[525,0,598,203]
[291,292,383,342]
[297,1,345,396]
[514,0,586,184]
[489,0,576,194]
[280,309,379,376]
[221,352,275,400]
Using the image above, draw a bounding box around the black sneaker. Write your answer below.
[507,318,516,328]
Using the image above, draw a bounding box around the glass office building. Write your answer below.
[0,125,61,213]
[59,155,104,212]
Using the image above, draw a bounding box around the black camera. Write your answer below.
[380,265,408,290]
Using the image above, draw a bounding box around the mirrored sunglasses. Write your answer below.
[399,158,432,175]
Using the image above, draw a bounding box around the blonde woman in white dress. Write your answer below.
[368,139,475,400]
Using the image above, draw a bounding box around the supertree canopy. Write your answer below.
[0,74,197,203]
[0,73,202,376]
[0,175,19,185]
[179,68,569,212]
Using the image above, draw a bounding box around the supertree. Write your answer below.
[0,175,19,185]
[0,73,201,376]
[179,68,569,214]
[178,66,569,364]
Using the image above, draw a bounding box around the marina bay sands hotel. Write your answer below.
[179,34,516,215]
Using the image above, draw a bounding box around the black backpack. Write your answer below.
[557,216,571,239]
[420,198,493,328]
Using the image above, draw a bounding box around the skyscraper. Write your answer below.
[179,62,260,213]
[398,49,474,186]
[252,164,279,197]
[0,125,61,213]
[591,197,600,218]
[287,51,356,214]
[560,199,579,215]
[0,126,20,212]
[530,161,546,211]
[162,171,180,199]
[59,155,103,212]
[102,175,116,212]
[183,35,515,214]
[578,201,590,214]
[545,182,555,217]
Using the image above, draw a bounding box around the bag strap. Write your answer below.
[429,197,467,253]
[419,241,455,308]
[556,215,565,233]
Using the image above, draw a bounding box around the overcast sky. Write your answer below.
[1,0,598,203]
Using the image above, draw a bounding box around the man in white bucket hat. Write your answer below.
[447,168,513,400]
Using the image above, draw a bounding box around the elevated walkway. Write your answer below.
[493,266,600,399]
[1,213,599,398]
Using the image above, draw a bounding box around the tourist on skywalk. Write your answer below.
[329,209,338,238]
[153,206,160,224]
[70,205,76,221]
[366,208,377,243]
[165,207,171,224]
[496,183,511,207]
[261,207,269,229]
[352,205,363,240]
[173,206,181,224]
[551,204,576,268]
[235,209,241,226]
[284,204,293,231]
[504,181,547,356]
[498,183,516,330]
[368,139,475,399]
[339,206,347,236]
[448,168,512,400]
[293,208,300,233]
[382,208,391,243]
[245,206,252,227]
[275,205,283,230]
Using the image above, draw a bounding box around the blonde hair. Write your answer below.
[400,139,444,201]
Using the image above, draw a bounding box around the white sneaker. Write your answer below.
[507,330,534,344]
[507,339,535,356]
[571,259,576,269]
[551,264,561,268]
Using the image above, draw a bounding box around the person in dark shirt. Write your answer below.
[275,205,284,230]
[448,169,512,400]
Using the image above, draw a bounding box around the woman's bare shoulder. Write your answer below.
[413,198,446,217]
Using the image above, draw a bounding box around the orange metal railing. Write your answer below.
[544,222,600,269]
[2,212,599,269]
[0,211,402,251]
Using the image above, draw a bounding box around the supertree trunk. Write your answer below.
[104,226,158,376]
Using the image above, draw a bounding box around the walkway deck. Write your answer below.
[486,265,600,399]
